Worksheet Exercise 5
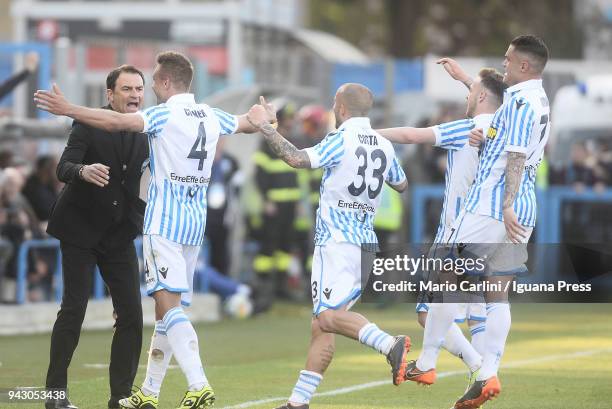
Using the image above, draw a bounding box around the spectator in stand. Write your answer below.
[563,142,600,190]
[593,140,612,188]
[0,167,44,302]
[0,150,15,169]
[22,155,60,224]
[0,52,39,102]
[205,138,242,276]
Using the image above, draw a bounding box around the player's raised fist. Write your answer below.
[259,96,278,124]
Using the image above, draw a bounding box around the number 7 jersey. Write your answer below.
[305,117,406,246]
[464,79,550,226]
[138,93,239,246]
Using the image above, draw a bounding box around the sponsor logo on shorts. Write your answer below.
[323,288,332,300]
[158,267,168,279]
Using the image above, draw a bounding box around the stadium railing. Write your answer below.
[410,184,612,243]
[15,236,210,304]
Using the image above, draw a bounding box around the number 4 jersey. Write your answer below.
[305,117,406,246]
[138,93,239,246]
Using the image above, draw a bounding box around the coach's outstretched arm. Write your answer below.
[248,96,312,169]
[35,84,144,133]
[377,127,435,145]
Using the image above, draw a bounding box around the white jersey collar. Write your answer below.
[165,93,196,105]
[338,117,371,130]
[473,113,494,122]
[505,79,543,97]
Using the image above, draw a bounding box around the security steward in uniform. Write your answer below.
[44,65,149,409]
[252,102,300,310]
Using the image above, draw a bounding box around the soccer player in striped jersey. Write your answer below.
[401,36,550,409]
[378,60,507,387]
[35,51,274,409]
[247,84,410,409]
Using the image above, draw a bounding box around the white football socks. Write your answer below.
[288,370,323,405]
[469,321,486,357]
[358,323,394,355]
[417,303,458,370]
[162,307,209,391]
[141,321,173,396]
[477,303,511,380]
[443,322,482,372]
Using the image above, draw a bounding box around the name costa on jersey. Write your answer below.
[304,117,407,246]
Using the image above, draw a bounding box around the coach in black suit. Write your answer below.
[45,65,149,409]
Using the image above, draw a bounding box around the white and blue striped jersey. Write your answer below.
[465,79,550,227]
[431,114,493,243]
[138,93,239,245]
[305,117,406,246]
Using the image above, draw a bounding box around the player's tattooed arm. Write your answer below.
[503,151,528,243]
[503,151,526,209]
[259,123,312,169]
[247,96,311,168]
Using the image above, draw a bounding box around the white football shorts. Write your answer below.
[445,209,533,275]
[143,234,200,306]
[311,241,363,316]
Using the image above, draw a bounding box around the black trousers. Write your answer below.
[205,222,230,275]
[46,241,143,400]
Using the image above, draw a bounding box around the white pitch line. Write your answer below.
[84,363,180,369]
[219,347,612,409]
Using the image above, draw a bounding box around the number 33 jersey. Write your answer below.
[138,93,239,246]
[305,117,406,246]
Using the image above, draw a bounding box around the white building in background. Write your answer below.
[577,0,612,59]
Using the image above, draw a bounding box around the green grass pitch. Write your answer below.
[2,303,611,408]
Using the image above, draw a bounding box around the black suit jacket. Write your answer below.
[47,106,149,249]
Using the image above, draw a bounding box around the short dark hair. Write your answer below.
[478,68,507,104]
[156,51,193,90]
[106,65,145,91]
[510,35,549,72]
